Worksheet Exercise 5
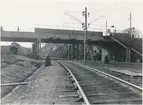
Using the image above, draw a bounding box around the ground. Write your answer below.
[1,59,142,104]
[2,61,79,104]
[73,60,142,87]
[1,55,43,97]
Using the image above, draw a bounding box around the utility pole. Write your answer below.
[83,7,88,63]
[65,8,103,63]
[106,21,107,36]
[130,13,132,32]
[128,12,132,62]
[126,13,132,62]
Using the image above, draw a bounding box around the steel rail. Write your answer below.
[69,61,143,93]
[1,82,29,86]
[57,61,91,105]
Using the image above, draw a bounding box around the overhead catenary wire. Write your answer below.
[35,23,124,32]
[66,10,83,13]
[35,24,81,28]
[89,16,104,24]
[64,12,83,24]
[63,22,80,25]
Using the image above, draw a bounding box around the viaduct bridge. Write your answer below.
[0,26,115,60]
[1,26,142,62]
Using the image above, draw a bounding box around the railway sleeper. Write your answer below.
[86,92,139,97]
[58,94,79,98]
[75,97,84,102]
[72,86,78,90]
[91,97,142,104]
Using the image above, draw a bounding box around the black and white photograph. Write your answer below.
[0,0,142,104]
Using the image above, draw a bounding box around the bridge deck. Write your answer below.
[1,28,114,44]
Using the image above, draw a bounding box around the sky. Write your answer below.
[0,0,143,48]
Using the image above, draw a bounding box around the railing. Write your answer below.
[111,33,142,55]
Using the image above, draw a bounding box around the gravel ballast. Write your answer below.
[72,60,142,87]
[2,61,79,104]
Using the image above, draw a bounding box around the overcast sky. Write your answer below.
[0,0,143,47]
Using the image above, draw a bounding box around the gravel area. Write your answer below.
[63,62,141,104]
[2,61,80,104]
[71,60,142,87]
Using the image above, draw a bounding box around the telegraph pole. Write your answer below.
[128,12,132,62]
[83,7,88,63]
[130,13,132,32]
[65,7,103,62]
[126,13,132,62]
[106,21,107,36]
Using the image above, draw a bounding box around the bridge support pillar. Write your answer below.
[126,48,131,62]
[76,44,79,59]
[68,44,70,59]
[32,39,41,56]
[81,44,84,59]
[101,48,108,62]
[0,26,3,36]
[72,44,75,59]
[68,44,72,59]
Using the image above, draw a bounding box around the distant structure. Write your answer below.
[10,42,20,55]
[17,26,19,31]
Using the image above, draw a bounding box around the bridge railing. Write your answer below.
[111,32,142,54]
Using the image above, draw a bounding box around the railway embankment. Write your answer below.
[1,55,43,98]
[2,61,81,104]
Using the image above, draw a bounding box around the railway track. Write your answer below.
[57,61,142,105]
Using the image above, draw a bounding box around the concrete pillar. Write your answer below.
[32,42,36,55]
[128,48,131,62]
[37,38,41,54]
[73,44,79,60]
[68,44,70,59]
[101,48,108,62]
[32,42,38,55]
[126,48,131,62]
[86,44,91,60]
[81,44,84,59]
[0,26,3,37]
[68,44,72,59]
[88,44,93,60]
[32,39,41,56]
[72,44,75,59]
[126,49,128,62]
[90,45,94,61]
[77,44,79,59]
[35,41,39,55]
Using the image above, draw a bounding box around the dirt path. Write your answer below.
[2,61,74,104]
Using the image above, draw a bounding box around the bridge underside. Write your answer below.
[1,37,37,42]
[2,36,117,60]
[2,37,114,44]
[1,28,124,61]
